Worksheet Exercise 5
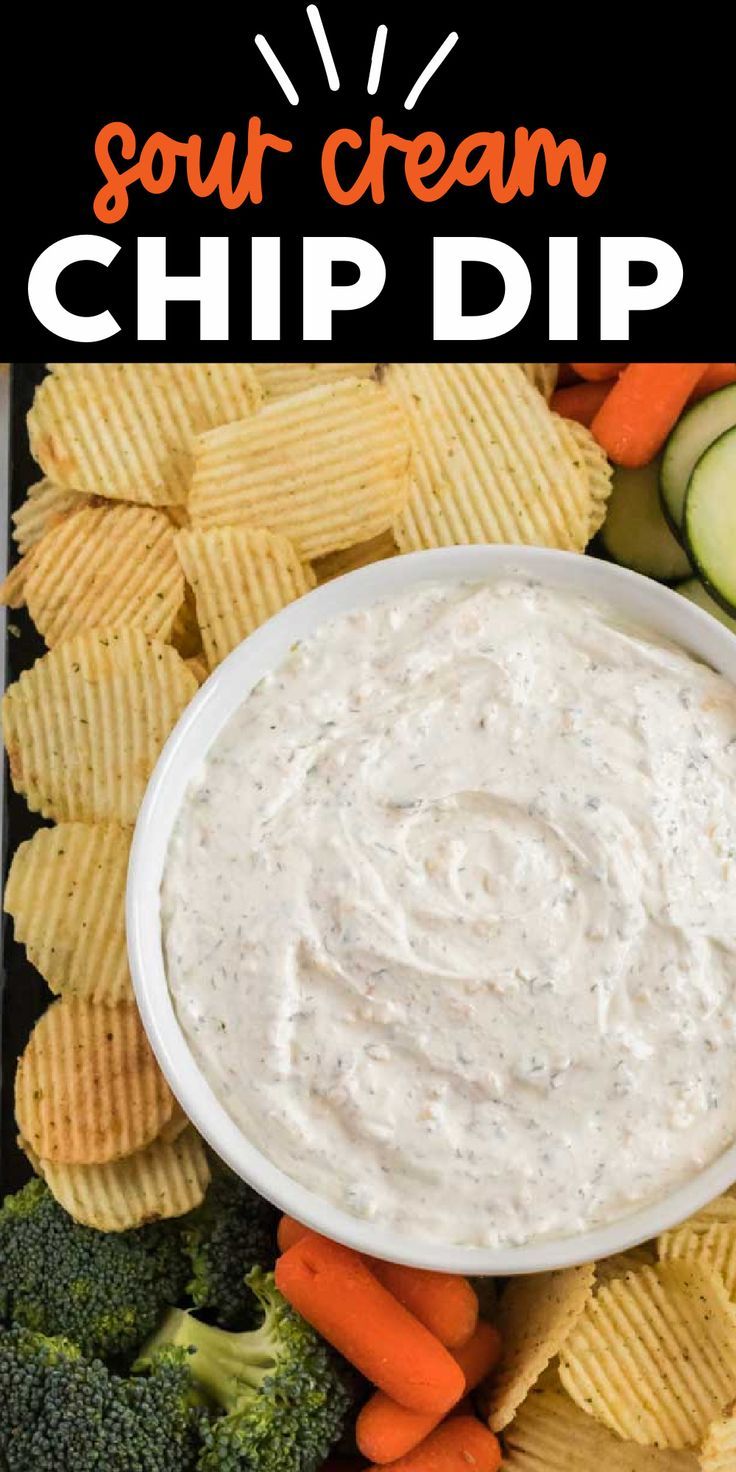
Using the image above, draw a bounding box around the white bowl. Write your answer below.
[127,546,736,1274]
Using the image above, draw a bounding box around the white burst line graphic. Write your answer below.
[254,33,300,105]
[307,4,341,90]
[255,12,458,107]
[367,23,388,96]
[404,31,459,110]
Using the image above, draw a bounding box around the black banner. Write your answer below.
[5,7,734,359]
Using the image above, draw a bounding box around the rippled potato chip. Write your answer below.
[312,529,398,584]
[189,377,412,559]
[176,526,316,670]
[157,1100,190,1144]
[659,1223,736,1298]
[12,478,90,554]
[556,415,614,540]
[23,504,184,647]
[0,553,35,609]
[559,1263,736,1448]
[253,362,378,399]
[4,822,133,1005]
[185,653,209,686]
[29,363,263,504]
[15,998,175,1165]
[595,1243,658,1290]
[485,1264,595,1431]
[701,1401,736,1471]
[2,629,197,823]
[384,364,593,554]
[17,1135,43,1177]
[41,1126,210,1231]
[502,1378,698,1471]
[521,363,559,400]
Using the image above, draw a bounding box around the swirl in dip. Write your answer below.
[162,579,736,1247]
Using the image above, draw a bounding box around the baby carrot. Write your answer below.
[277,1215,311,1253]
[278,1216,479,1348]
[690,363,736,401]
[358,1396,443,1465]
[591,363,710,466]
[370,1263,478,1349]
[357,1319,502,1463]
[275,1235,465,1415]
[570,362,627,381]
[454,1318,502,1387]
[550,379,615,427]
[365,1415,501,1472]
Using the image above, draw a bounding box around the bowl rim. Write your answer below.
[127,545,736,1274]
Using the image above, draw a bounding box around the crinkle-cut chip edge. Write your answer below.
[555,414,614,541]
[0,555,32,609]
[158,1100,191,1144]
[253,361,378,399]
[658,1222,736,1297]
[4,821,133,1006]
[484,1263,595,1432]
[17,1134,43,1177]
[14,996,175,1165]
[595,1243,658,1289]
[701,1399,736,1471]
[520,362,560,400]
[12,479,91,554]
[501,1377,700,1471]
[186,653,209,686]
[28,363,263,504]
[40,1127,211,1230]
[558,1262,736,1451]
[1,628,198,824]
[175,525,316,669]
[188,376,412,559]
[23,503,185,648]
[386,362,592,555]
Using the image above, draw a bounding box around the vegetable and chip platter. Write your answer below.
[1,361,735,1469]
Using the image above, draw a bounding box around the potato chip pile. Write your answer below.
[492,1191,736,1467]
[5,362,612,638]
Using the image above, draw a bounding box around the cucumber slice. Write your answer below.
[600,457,692,582]
[660,383,736,533]
[684,426,736,615]
[678,578,736,634]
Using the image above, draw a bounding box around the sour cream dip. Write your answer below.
[162,579,736,1247]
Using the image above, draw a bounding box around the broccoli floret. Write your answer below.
[181,1162,278,1327]
[0,1178,190,1362]
[0,1326,203,1470]
[140,1268,354,1472]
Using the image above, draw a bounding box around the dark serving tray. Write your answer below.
[1,364,51,1196]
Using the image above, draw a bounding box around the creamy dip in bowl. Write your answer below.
[128,547,736,1273]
